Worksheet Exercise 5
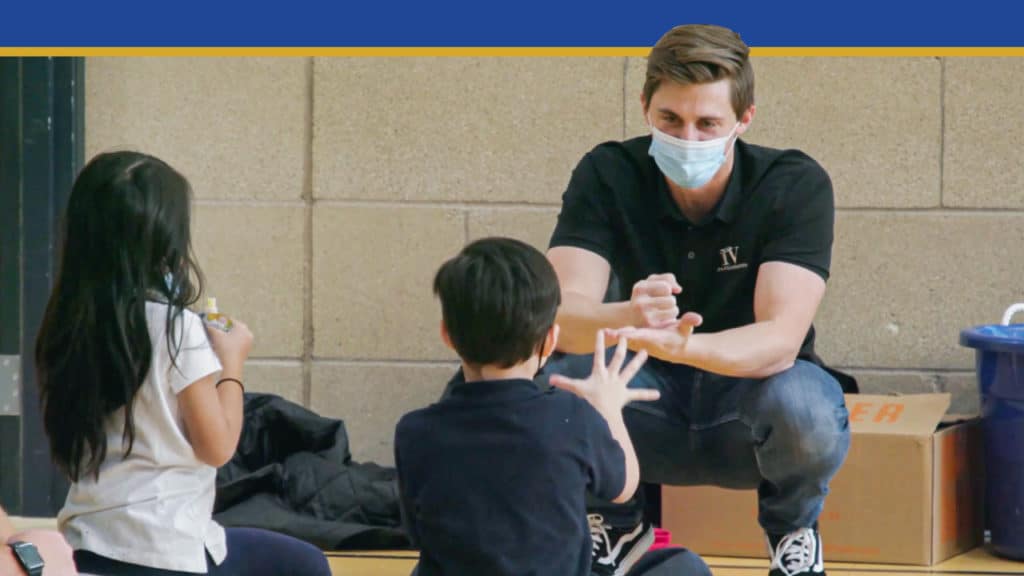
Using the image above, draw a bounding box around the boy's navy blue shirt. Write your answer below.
[395,369,626,576]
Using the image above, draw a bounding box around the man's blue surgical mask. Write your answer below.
[648,119,740,189]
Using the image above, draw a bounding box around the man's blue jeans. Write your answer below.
[540,352,851,535]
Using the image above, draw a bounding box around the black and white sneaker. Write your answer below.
[767,527,826,576]
[588,513,655,576]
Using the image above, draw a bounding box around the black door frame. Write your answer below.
[0,57,84,515]
[0,58,23,513]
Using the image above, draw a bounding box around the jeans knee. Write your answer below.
[750,361,850,473]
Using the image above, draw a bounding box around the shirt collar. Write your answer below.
[444,368,543,402]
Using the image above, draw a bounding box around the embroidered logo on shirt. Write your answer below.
[717,246,748,272]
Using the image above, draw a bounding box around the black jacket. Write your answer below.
[214,393,411,550]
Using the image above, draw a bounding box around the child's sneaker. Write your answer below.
[767,526,826,576]
[588,513,656,576]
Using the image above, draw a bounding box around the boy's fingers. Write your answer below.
[608,333,628,374]
[619,349,648,384]
[603,327,636,347]
[627,388,661,403]
[592,329,607,375]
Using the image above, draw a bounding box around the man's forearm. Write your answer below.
[555,294,634,354]
[682,320,799,378]
[559,293,804,378]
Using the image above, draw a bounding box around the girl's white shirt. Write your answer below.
[59,302,225,573]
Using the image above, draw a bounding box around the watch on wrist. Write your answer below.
[8,541,44,576]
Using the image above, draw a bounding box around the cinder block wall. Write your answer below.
[85,56,1024,465]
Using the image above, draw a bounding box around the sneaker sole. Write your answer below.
[612,525,656,576]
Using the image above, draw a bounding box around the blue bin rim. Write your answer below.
[960,324,1024,353]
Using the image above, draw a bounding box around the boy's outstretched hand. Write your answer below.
[549,329,659,414]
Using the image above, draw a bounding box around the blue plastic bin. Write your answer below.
[960,303,1024,560]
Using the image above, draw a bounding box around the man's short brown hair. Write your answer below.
[643,24,754,119]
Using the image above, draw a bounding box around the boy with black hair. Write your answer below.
[394,237,711,576]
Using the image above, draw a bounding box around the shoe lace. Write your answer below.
[771,528,815,575]
[588,513,611,556]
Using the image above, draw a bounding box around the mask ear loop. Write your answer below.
[728,120,742,142]
[723,121,743,154]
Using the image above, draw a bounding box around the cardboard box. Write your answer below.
[661,394,984,565]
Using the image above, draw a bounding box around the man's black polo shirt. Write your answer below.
[550,136,834,364]
[394,370,626,576]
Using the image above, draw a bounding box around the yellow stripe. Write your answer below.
[2,47,1024,57]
